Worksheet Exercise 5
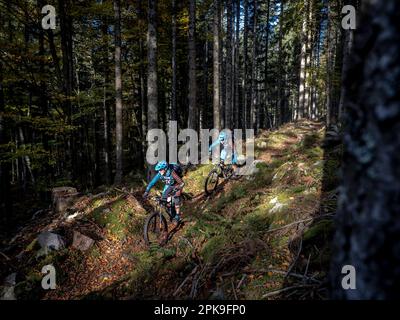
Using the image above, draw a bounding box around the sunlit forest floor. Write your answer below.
[0,120,341,300]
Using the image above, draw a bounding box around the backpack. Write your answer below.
[169,163,183,178]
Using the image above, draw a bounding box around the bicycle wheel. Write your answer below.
[204,169,219,195]
[144,211,168,246]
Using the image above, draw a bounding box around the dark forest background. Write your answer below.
[1,0,400,299]
[0,0,354,224]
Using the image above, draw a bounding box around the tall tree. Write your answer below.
[0,62,11,222]
[147,0,158,131]
[243,0,249,128]
[225,0,233,129]
[338,0,355,123]
[187,0,197,130]
[114,0,123,184]
[58,0,75,178]
[250,0,258,130]
[297,0,308,120]
[171,0,177,122]
[212,0,221,130]
[233,0,241,129]
[263,0,271,128]
[331,0,400,299]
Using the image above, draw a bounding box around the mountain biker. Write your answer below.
[209,131,238,172]
[143,161,185,227]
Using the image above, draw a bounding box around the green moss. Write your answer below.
[25,238,38,252]
[301,132,322,149]
[201,236,228,263]
[92,197,133,240]
[303,220,333,243]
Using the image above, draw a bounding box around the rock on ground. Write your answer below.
[0,273,17,300]
[72,231,95,252]
[37,231,65,256]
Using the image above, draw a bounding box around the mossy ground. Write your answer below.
[5,120,340,300]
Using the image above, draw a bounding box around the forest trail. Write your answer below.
[0,120,340,300]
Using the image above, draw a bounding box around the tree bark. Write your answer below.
[297,0,308,120]
[212,0,221,130]
[250,0,258,130]
[101,20,111,185]
[171,0,177,122]
[225,0,233,129]
[187,0,197,130]
[243,0,249,129]
[234,0,241,130]
[263,0,271,128]
[338,1,355,123]
[0,63,12,223]
[331,0,400,299]
[147,0,158,131]
[114,0,123,184]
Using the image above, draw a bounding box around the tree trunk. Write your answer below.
[276,0,285,126]
[263,0,271,128]
[338,2,354,123]
[250,0,258,130]
[331,0,400,299]
[114,0,123,184]
[58,0,75,179]
[225,0,233,129]
[243,0,249,129]
[297,0,308,120]
[171,0,177,122]
[187,0,197,130]
[212,0,221,130]
[147,0,158,131]
[234,0,241,130]
[201,27,209,129]
[0,63,12,223]
[304,0,313,119]
[102,20,111,185]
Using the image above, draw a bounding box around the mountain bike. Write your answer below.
[204,160,235,196]
[143,194,181,247]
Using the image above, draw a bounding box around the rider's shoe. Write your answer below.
[172,215,182,227]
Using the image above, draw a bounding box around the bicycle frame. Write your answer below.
[213,161,233,179]
[153,195,175,220]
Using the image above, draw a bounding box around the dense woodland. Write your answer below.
[0,0,355,227]
[1,0,400,300]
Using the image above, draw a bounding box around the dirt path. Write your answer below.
[2,120,332,300]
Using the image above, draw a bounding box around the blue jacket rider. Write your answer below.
[209,131,238,165]
[143,161,184,226]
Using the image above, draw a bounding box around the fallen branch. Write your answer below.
[231,278,238,300]
[303,253,311,281]
[244,268,321,284]
[173,265,199,297]
[0,251,11,261]
[266,214,333,234]
[262,284,314,299]
[237,274,247,290]
[285,237,303,279]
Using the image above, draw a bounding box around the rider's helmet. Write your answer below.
[218,131,226,142]
[155,160,168,171]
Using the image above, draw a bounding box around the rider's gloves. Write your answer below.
[143,191,149,200]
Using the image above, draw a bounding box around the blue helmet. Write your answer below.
[155,161,168,171]
[219,131,226,142]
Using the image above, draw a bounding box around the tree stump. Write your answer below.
[51,187,79,213]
